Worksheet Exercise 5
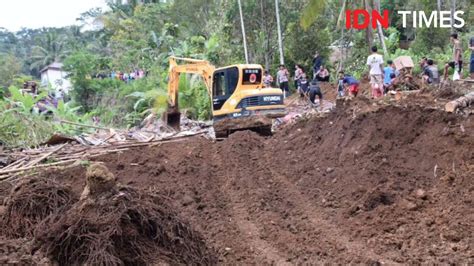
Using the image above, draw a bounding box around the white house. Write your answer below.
[40,62,72,95]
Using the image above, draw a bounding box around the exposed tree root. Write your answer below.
[34,164,217,265]
[0,178,77,238]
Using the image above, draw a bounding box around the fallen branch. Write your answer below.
[445,92,474,113]
[24,143,67,168]
[0,159,78,177]
[1,157,27,171]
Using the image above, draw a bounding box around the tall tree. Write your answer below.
[0,53,22,88]
[30,32,69,72]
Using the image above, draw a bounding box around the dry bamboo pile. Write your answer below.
[0,128,209,181]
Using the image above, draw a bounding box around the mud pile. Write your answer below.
[0,97,472,264]
[270,98,473,263]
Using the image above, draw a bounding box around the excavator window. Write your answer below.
[212,67,239,111]
[242,69,262,85]
[213,72,226,96]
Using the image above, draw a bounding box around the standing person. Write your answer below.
[277,65,290,98]
[367,46,384,98]
[470,35,474,79]
[263,70,274,88]
[294,64,304,91]
[444,33,463,81]
[312,51,323,79]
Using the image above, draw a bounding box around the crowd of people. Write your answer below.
[95,69,148,83]
[262,52,331,105]
[263,32,474,104]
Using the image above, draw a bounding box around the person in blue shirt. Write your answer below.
[338,71,360,97]
[383,60,396,85]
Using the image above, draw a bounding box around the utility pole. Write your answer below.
[275,0,284,65]
[237,0,249,64]
[450,0,456,32]
[373,0,388,57]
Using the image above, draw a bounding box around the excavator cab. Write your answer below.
[164,57,286,137]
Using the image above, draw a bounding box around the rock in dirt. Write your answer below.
[80,163,117,200]
[182,194,195,206]
[400,199,419,211]
[415,189,427,200]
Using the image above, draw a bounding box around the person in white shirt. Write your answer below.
[366,46,384,98]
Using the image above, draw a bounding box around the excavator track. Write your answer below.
[213,115,274,138]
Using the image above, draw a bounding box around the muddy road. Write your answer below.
[28,100,473,264]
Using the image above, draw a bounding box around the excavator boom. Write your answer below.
[164,57,215,129]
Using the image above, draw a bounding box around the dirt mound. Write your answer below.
[2,99,472,263]
[270,102,473,263]
[0,178,77,238]
[34,164,217,265]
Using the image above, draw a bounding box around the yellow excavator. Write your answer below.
[163,57,286,137]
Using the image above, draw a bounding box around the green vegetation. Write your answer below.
[0,0,472,148]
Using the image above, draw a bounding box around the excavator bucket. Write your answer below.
[163,110,181,130]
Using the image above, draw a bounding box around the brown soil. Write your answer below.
[0,238,50,264]
[0,85,473,264]
[32,98,472,264]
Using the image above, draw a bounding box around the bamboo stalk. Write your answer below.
[0,159,78,177]
[24,143,67,168]
[1,157,27,171]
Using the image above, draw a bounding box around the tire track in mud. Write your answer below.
[211,146,290,265]
[261,144,398,264]
[212,136,360,263]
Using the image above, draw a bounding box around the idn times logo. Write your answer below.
[345,10,465,29]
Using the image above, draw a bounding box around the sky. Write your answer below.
[0,0,109,32]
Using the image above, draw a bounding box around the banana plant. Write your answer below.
[5,86,47,114]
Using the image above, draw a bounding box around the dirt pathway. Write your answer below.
[261,148,396,264]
